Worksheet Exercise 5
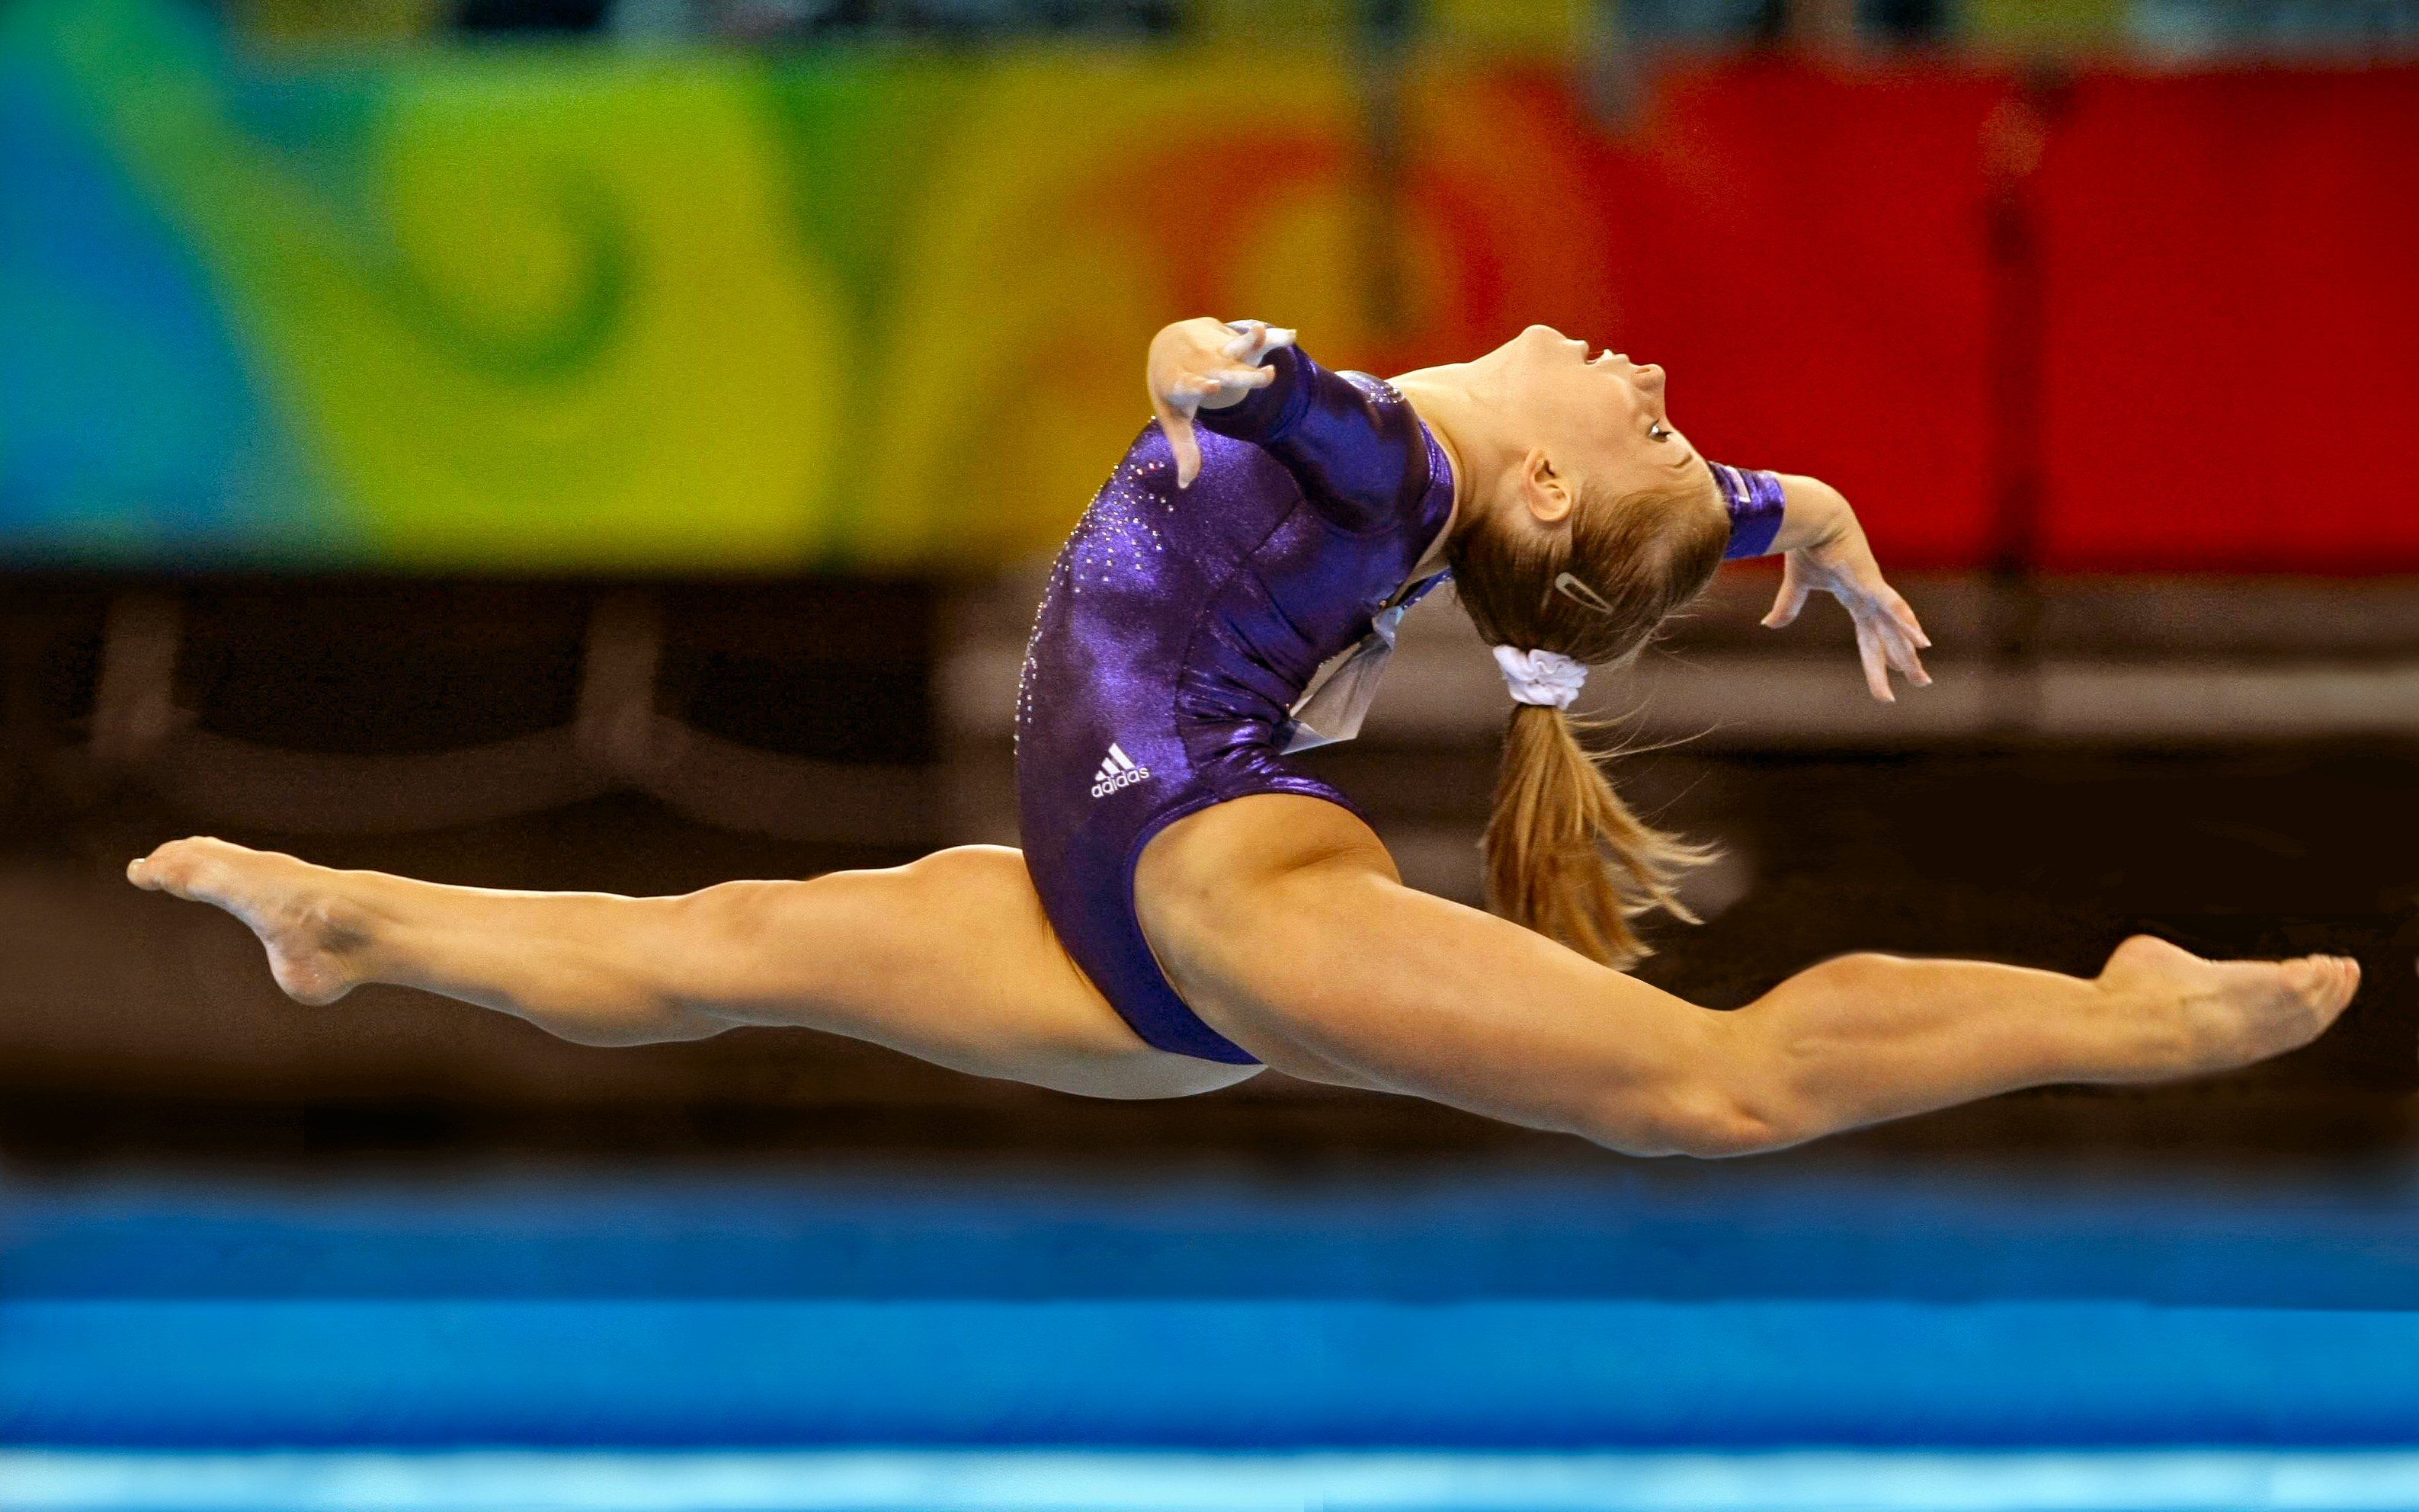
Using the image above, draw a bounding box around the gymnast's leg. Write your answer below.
[127,837,1257,1100]
[1137,798,2363,1156]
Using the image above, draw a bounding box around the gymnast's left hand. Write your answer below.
[1760,486,1932,703]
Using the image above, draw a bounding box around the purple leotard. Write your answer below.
[1013,344,1450,1063]
[1014,341,1786,1065]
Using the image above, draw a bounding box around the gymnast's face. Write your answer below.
[1479,324,1703,524]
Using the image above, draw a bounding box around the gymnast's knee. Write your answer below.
[1589,1083,1803,1159]
[662,850,1011,972]
[1584,1027,1818,1160]
[1614,956,1914,1158]
[1756,950,1912,1005]
[664,876,794,942]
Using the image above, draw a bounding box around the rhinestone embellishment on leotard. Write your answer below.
[1015,450,1171,751]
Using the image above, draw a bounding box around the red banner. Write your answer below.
[1425,60,2419,573]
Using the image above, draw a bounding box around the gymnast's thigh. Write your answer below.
[1133,795,1418,1090]
[1136,796,1718,1127]
[698,844,1262,1100]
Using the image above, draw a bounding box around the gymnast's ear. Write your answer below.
[1517,447,1578,527]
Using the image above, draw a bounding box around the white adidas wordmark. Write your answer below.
[1090,742,1152,799]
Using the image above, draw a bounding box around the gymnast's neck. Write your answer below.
[1386,364,1498,579]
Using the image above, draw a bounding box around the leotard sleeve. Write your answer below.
[1194,343,1433,533]
[1709,460,1787,560]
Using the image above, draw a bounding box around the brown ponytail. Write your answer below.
[1448,472,1730,968]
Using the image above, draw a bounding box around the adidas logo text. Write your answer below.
[1091,742,1152,799]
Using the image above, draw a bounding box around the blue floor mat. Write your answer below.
[10,1296,2419,1448]
[11,1163,2419,1306]
[10,1163,2419,1453]
[14,1447,2419,1511]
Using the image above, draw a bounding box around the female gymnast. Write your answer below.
[128,319,2359,1156]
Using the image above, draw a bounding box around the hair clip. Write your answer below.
[1550,572,1616,616]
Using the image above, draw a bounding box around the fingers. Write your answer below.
[1147,319,1291,485]
[1187,365,1274,398]
[1871,609,1932,687]
[1761,562,1811,629]
[1871,585,1933,684]
[1846,602,1932,701]
[1883,588,1932,650]
[1155,402,1203,488]
[1855,622,1894,702]
[1892,633,1932,688]
[1157,362,1269,489]
[1221,320,1269,359]
[1764,551,1932,700]
[1222,321,1296,364]
[1772,548,1934,700]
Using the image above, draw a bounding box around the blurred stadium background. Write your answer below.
[5,0,2419,1506]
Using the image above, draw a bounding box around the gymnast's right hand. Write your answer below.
[1149,318,1295,488]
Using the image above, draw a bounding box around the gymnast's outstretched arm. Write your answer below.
[1136,796,2360,1157]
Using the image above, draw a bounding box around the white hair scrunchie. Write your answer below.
[1491,645,1589,710]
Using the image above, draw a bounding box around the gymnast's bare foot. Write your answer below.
[128,838,373,1005]
[2099,934,2359,1077]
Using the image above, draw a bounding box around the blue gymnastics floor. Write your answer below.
[8,1160,2419,1508]
[16,1447,2419,1510]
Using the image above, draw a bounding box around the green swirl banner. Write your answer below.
[4,1,1482,570]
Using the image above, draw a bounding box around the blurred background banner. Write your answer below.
[7,0,2416,572]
